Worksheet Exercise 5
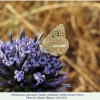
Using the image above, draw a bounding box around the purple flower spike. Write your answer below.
[22,60,31,71]
[8,80,15,86]
[34,72,46,85]
[2,69,9,76]
[9,32,13,44]
[0,82,6,87]
[20,83,25,89]
[20,28,25,40]
[14,70,24,82]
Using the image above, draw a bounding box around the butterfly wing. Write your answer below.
[40,24,69,56]
[42,37,69,56]
[43,24,65,43]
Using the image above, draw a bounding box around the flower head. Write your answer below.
[0,28,70,92]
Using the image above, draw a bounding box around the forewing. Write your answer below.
[43,24,65,43]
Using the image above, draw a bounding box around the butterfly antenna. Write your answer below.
[38,32,44,41]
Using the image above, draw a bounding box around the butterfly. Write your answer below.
[39,24,69,56]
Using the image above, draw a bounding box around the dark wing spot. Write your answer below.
[57,31,60,34]
[52,35,54,38]
[57,34,59,36]
[53,40,54,41]
[57,31,60,37]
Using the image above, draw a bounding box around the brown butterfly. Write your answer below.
[39,24,69,56]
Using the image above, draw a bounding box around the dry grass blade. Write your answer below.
[60,55,100,92]
[5,3,38,34]
[39,10,53,35]
[0,2,68,28]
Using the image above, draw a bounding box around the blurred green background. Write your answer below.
[0,1,100,92]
